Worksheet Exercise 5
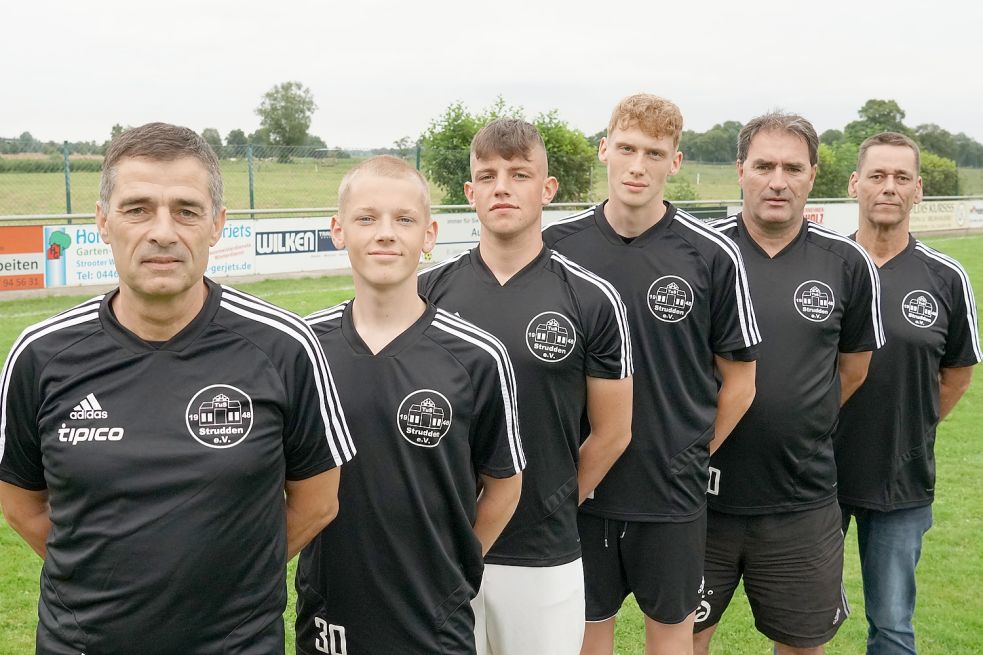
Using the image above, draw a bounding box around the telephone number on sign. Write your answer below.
[0,276,43,289]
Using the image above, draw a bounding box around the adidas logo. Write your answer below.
[70,393,108,420]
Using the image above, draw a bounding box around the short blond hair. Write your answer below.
[338,155,431,216]
[608,94,684,147]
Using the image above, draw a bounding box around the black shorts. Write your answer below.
[578,509,706,624]
[695,502,849,648]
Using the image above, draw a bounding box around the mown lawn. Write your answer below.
[1,235,982,653]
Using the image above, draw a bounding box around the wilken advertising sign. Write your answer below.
[253,217,349,274]
[0,226,45,290]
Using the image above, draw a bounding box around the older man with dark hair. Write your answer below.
[834,132,980,655]
[694,112,885,655]
[0,122,353,654]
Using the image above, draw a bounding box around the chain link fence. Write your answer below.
[0,138,740,220]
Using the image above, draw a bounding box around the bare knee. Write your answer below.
[692,622,717,655]
[581,617,616,655]
[646,612,697,655]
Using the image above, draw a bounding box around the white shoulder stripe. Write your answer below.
[432,310,525,471]
[549,251,634,377]
[433,309,520,425]
[220,287,355,463]
[1,306,102,455]
[915,243,982,361]
[305,300,351,325]
[807,224,886,347]
[542,206,596,232]
[674,214,762,346]
[417,249,471,278]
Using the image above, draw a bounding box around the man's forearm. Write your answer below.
[708,357,756,455]
[0,483,51,558]
[578,431,630,504]
[473,474,522,556]
[284,470,341,560]
[939,366,974,420]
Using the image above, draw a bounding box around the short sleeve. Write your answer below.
[580,275,633,380]
[0,341,46,490]
[709,239,761,355]
[839,250,884,353]
[280,325,355,481]
[469,347,525,479]
[941,266,983,369]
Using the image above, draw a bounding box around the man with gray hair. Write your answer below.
[833,132,980,654]
[0,122,353,653]
[693,112,885,654]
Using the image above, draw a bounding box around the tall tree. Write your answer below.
[201,128,223,153]
[419,99,594,203]
[255,81,318,147]
[914,124,956,160]
[226,129,248,147]
[844,99,913,145]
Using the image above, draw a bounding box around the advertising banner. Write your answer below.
[207,220,256,279]
[0,226,45,290]
[252,216,351,274]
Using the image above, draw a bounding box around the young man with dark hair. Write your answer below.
[834,132,980,655]
[297,156,524,655]
[695,112,885,655]
[544,93,759,655]
[0,122,352,654]
[420,119,634,655]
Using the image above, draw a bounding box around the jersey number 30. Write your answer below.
[314,617,347,655]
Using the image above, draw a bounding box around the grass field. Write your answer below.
[1,235,983,653]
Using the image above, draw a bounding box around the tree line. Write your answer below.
[3,85,979,198]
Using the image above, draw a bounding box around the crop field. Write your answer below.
[1,236,982,653]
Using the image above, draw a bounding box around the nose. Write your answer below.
[882,174,897,194]
[147,207,179,246]
[628,151,646,175]
[493,172,511,197]
[768,167,788,192]
[375,216,397,241]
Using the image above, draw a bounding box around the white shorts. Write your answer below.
[471,558,585,655]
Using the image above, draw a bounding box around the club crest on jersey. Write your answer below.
[525,311,577,362]
[185,384,254,449]
[902,290,939,328]
[647,276,694,323]
[794,280,835,322]
[397,389,452,448]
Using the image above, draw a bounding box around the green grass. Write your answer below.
[2,236,983,653]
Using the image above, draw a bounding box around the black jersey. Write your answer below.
[542,201,760,521]
[834,237,981,511]
[0,279,353,655]
[297,301,523,655]
[708,215,884,515]
[418,245,632,566]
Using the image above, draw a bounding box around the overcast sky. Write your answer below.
[3,0,981,148]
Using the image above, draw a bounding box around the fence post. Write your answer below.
[62,141,72,221]
[247,144,255,214]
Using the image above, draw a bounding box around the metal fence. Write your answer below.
[0,138,737,219]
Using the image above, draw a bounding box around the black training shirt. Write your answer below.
[297,301,523,654]
[708,215,884,515]
[834,236,981,511]
[543,202,760,521]
[0,279,352,654]
[419,245,632,565]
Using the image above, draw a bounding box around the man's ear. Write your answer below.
[209,208,227,247]
[96,201,111,244]
[330,215,345,250]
